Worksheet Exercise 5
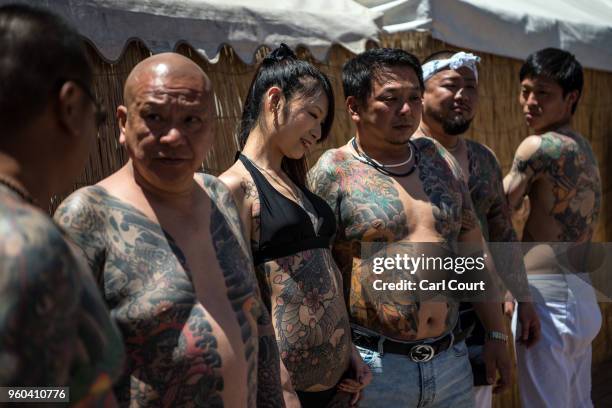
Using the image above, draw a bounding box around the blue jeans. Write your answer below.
[358,340,475,407]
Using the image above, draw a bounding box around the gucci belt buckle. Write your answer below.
[409,344,435,362]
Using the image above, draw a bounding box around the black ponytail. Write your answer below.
[238,43,334,186]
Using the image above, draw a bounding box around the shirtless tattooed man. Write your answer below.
[503,48,602,408]
[0,5,124,405]
[417,50,540,408]
[55,53,284,407]
[309,48,511,407]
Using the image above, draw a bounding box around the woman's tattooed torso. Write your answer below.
[241,175,351,392]
[0,187,124,402]
[309,137,478,341]
[508,131,602,242]
[54,175,267,407]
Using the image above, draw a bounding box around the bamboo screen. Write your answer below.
[55,32,610,408]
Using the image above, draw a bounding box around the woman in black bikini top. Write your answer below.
[220,44,371,408]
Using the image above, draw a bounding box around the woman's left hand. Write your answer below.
[337,345,372,406]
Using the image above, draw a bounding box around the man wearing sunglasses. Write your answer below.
[0,4,124,405]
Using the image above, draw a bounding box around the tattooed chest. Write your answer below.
[339,168,463,245]
[416,159,464,242]
[106,244,251,407]
[339,174,409,244]
[103,229,194,307]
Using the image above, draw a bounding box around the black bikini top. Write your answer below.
[238,153,336,265]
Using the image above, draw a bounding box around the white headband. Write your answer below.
[422,52,481,82]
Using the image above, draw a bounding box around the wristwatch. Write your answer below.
[485,331,508,343]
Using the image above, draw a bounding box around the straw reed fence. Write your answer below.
[56,32,610,408]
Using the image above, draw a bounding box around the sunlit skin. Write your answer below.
[221,84,372,406]
[504,74,599,244]
[348,66,423,163]
[241,86,328,172]
[311,62,512,393]
[117,54,214,197]
[519,75,578,134]
[55,53,287,407]
[420,66,478,148]
[273,90,327,160]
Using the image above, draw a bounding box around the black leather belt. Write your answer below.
[352,326,463,363]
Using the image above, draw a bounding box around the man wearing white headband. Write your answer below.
[415,50,541,408]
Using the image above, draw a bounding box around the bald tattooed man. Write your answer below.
[55,53,284,407]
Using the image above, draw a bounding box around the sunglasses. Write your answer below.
[56,78,107,129]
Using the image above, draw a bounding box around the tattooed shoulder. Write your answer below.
[466,140,500,170]
[308,148,354,222]
[538,132,602,241]
[510,135,545,175]
[53,186,109,280]
[412,137,478,240]
[1,199,123,398]
[241,178,258,200]
[200,173,252,259]
[308,148,342,188]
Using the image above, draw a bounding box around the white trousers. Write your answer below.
[473,385,492,408]
[512,273,602,408]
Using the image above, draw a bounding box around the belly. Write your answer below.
[415,302,449,339]
[114,299,250,407]
[265,249,352,391]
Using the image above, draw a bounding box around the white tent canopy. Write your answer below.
[2,0,382,63]
[357,0,612,72]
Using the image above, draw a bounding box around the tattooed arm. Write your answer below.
[217,173,289,407]
[54,188,108,283]
[477,147,530,300]
[308,151,353,293]
[503,136,544,210]
[0,203,119,405]
[449,163,511,392]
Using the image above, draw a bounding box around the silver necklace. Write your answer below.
[350,137,413,168]
[350,138,419,178]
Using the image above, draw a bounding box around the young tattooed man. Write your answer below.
[416,50,541,407]
[503,48,602,408]
[54,53,284,407]
[0,4,124,405]
[309,48,511,407]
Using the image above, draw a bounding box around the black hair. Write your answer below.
[342,48,423,104]
[519,48,583,114]
[238,43,335,187]
[0,4,92,135]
